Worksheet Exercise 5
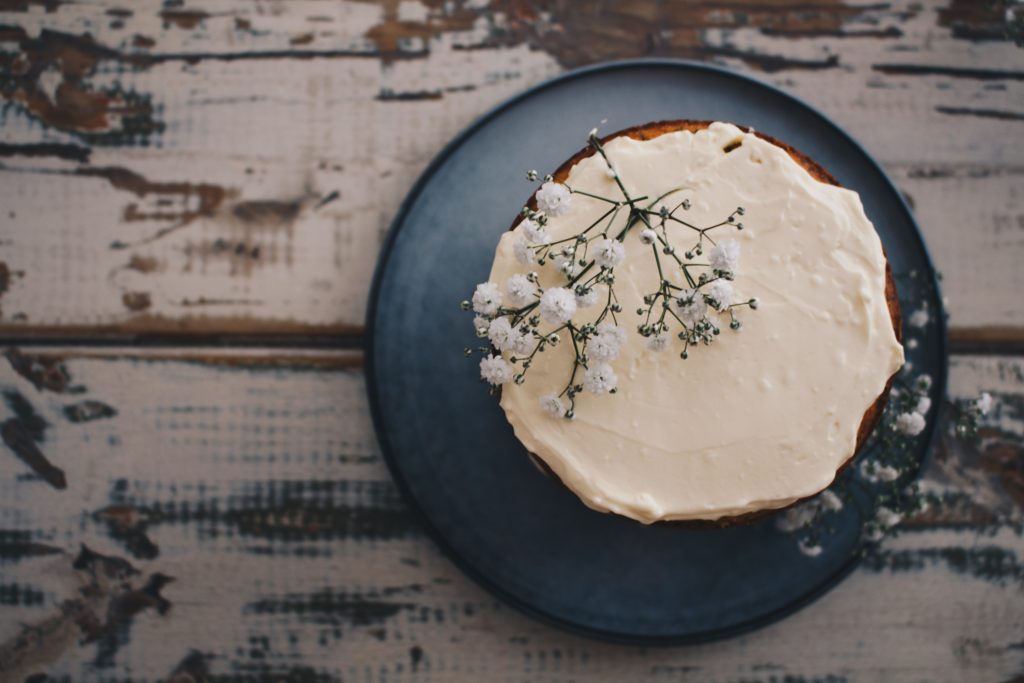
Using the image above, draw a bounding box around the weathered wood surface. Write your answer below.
[1,1,1022,682]
[0,349,1021,683]
[0,0,1022,340]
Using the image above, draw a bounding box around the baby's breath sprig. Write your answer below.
[461,126,757,419]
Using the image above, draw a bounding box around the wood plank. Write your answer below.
[892,163,1024,337]
[0,348,1021,681]
[0,0,1022,341]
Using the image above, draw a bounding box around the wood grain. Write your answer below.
[0,349,1021,682]
[0,0,1021,343]
[1,1,1021,681]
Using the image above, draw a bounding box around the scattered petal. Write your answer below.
[798,538,823,557]
[915,396,931,415]
[876,506,903,528]
[895,412,926,436]
[908,308,929,328]
[819,490,843,512]
[775,501,819,532]
[977,392,994,415]
[875,465,900,482]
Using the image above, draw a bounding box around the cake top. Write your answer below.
[475,121,904,523]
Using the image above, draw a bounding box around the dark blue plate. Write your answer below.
[365,59,947,643]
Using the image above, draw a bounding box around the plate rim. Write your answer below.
[364,57,950,645]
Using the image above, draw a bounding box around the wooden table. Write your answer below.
[1,2,1021,681]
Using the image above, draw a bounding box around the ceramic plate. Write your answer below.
[365,59,947,643]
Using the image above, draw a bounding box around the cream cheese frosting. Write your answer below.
[488,122,904,523]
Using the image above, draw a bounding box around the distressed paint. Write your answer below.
[0,349,1020,681]
[0,1,1021,680]
[0,0,1020,339]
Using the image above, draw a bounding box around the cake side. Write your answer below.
[490,120,904,523]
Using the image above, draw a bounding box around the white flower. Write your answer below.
[875,465,900,482]
[708,239,740,273]
[673,289,707,326]
[907,338,919,349]
[473,315,489,337]
[862,460,900,483]
[918,374,933,390]
[593,238,625,268]
[506,274,537,307]
[820,489,843,512]
[639,228,657,245]
[977,392,993,415]
[596,322,627,346]
[479,354,512,385]
[895,412,926,436]
[589,323,628,360]
[875,506,903,528]
[583,362,617,394]
[536,181,572,217]
[519,218,550,245]
[471,282,501,316]
[539,287,577,324]
[487,318,515,351]
[915,396,931,415]
[798,538,823,557]
[553,252,577,277]
[908,308,929,328]
[859,459,897,483]
[513,237,534,265]
[509,329,532,355]
[864,526,885,542]
[575,286,601,308]
[540,394,565,418]
[647,332,670,352]
[588,332,621,362]
[706,279,734,309]
[775,501,818,532]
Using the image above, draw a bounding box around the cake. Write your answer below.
[471,120,904,524]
